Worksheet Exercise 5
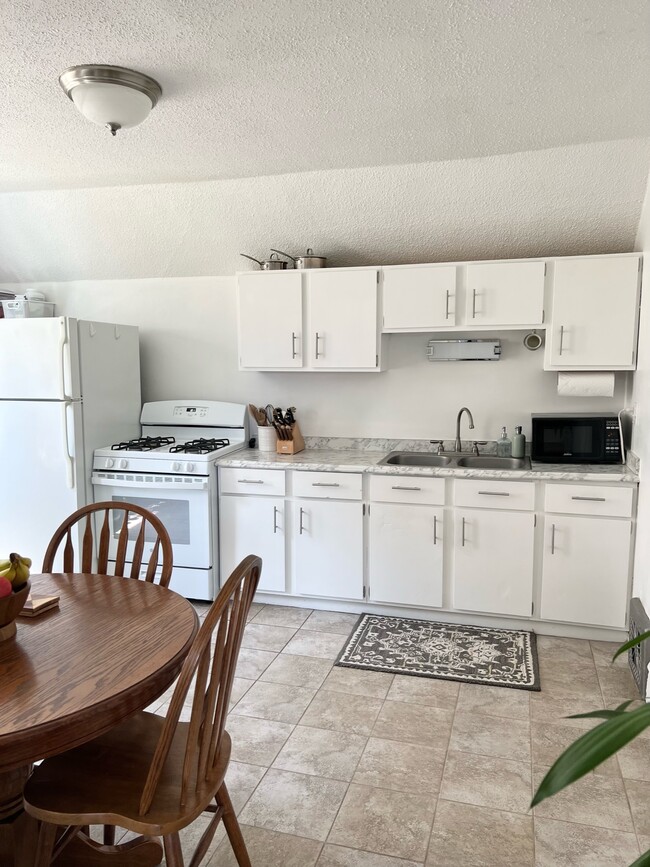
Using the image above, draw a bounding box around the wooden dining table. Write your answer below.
[0,573,199,867]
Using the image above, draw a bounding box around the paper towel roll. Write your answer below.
[557,372,615,398]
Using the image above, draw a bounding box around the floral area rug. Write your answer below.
[336,614,540,690]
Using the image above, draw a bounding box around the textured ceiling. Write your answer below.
[3,0,649,191]
[1,139,648,283]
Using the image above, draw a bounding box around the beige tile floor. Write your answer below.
[103,603,647,866]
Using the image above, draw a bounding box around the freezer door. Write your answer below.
[0,317,80,399]
[0,400,85,570]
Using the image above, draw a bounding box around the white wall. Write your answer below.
[632,176,650,606]
[4,275,627,443]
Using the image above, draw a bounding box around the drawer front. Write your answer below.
[219,467,286,496]
[545,483,634,518]
[293,471,363,500]
[454,479,535,511]
[370,474,445,505]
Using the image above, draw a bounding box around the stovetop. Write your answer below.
[94,436,246,475]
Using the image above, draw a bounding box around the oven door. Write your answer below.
[532,418,604,463]
[91,471,212,569]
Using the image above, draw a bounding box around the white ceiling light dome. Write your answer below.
[59,65,162,136]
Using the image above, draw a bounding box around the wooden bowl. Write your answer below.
[0,580,30,641]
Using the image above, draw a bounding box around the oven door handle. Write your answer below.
[92,472,209,491]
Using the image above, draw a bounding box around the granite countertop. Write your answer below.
[216,447,639,484]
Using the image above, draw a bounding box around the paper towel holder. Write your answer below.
[523,330,543,351]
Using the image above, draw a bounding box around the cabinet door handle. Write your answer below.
[571,496,606,502]
[312,482,340,487]
[461,517,466,547]
[291,332,299,359]
[471,288,477,319]
[273,506,280,534]
[299,507,305,535]
[391,485,422,491]
[445,290,451,320]
[558,325,565,356]
[478,491,510,497]
[238,479,264,485]
[551,522,556,554]
[433,514,438,545]
[315,332,322,359]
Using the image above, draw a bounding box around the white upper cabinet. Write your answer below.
[238,271,303,369]
[465,261,545,326]
[306,269,379,369]
[545,256,641,370]
[382,265,457,330]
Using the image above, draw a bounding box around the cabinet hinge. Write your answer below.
[531,602,535,615]
[541,309,545,324]
[534,514,537,527]
[363,504,366,516]
[363,585,368,600]
[376,354,379,366]
[377,272,380,284]
[544,263,548,276]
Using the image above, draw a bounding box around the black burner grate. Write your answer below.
[111,436,176,451]
[170,438,231,455]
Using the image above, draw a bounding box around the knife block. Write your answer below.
[276,423,305,454]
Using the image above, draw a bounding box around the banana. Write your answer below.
[7,553,30,588]
[0,559,10,572]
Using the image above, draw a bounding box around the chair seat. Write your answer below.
[24,711,231,837]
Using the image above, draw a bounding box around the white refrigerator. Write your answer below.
[0,317,141,570]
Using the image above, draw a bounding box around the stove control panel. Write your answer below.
[173,405,209,419]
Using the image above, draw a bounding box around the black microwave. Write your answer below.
[531,413,623,464]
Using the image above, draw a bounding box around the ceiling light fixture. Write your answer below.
[58,64,162,136]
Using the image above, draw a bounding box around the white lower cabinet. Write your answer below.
[540,515,631,628]
[293,500,364,600]
[369,503,443,607]
[453,509,535,617]
[219,496,286,593]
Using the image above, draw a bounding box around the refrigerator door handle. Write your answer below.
[58,319,71,400]
[61,402,75,489]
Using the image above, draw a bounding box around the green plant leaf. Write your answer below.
[569,700,635,720]
[613,629,650,661]
[531,703,650,807]
[628,848,650,867]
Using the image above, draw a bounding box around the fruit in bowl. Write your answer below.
[0,554,32,641]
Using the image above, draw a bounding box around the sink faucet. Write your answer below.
[455,407,475,452]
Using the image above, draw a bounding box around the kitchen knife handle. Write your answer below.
[315,332,322,359]
[551,523,556,554]
[299,507,305,535]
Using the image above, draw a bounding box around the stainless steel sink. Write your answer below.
[379,452,453,467]
[377,452,531,470]
[455,456,531,470]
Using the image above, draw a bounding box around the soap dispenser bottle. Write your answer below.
[497,426,512,457]
[512,425,526,459]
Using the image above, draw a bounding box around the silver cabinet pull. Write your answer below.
[291,332,299,359]
[461,516,466,547]
[445,290,451,320]
[299,507,305,535]
[433,514,438,545]
[391,485,422,491]
[273,506,280,534]
[551,522,556,554]
[312,482,340,487]
[315,332,323,359]
[571,496,606,502]
[478,491,510,497]
[471,288,477,319]
[558,325,565,356]
[238,479,264,484]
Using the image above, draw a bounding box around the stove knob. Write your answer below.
[105,458,114,469]
[119,459,128,470]
[172,462,181,471]
[185,462,195,473]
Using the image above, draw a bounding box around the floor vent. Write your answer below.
[628,598,650,700]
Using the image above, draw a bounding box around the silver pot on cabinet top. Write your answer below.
[271,248,327,269]
[240,252,289,271]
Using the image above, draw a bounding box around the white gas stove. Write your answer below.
[92,400,248,601]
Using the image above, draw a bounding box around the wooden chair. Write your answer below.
[23,553,262,867]
[42,501,174,588]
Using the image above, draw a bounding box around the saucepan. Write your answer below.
[271,248,327,269]
[240,252,289,271]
